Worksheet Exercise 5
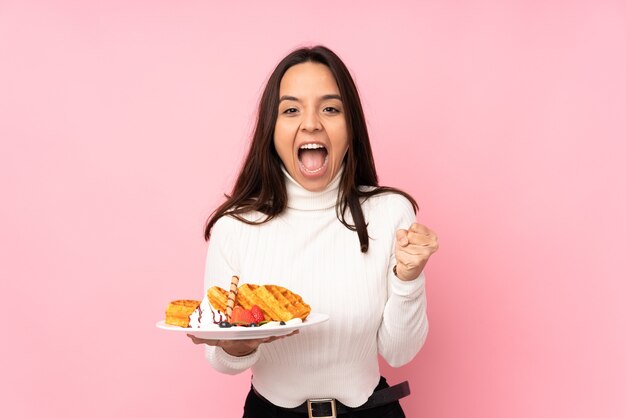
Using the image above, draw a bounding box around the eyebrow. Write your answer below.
[279,94,342,103]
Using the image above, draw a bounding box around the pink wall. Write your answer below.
[1,1,625,417]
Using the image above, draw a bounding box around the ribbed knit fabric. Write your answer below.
[203,168,428,408]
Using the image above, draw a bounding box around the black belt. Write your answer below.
[252,380,410,417]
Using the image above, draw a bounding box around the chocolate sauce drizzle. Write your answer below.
[210,306,224,324]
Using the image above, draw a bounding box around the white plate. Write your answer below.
[156,312,329,340]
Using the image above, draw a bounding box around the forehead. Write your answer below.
[279,62,339,95]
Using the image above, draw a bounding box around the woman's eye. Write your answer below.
[323,107,340,113]
[283,107,298,114]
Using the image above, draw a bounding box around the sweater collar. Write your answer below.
[282,165,343,211]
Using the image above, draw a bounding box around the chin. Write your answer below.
[298,178,327,192]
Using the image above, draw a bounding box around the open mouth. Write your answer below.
[298,143,328,174]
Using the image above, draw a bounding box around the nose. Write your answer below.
[300,109,322,132]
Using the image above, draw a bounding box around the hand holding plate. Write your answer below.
[186,330,299,356]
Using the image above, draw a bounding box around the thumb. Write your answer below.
[395,229,409,247]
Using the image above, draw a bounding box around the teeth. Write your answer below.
[299,143,325,150]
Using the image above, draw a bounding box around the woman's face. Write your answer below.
[274,62,349,192]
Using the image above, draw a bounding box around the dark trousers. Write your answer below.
[242,376,406,418]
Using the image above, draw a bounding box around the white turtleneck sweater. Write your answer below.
[203,168,428,408]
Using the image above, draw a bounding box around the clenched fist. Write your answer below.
[394,223,439,281]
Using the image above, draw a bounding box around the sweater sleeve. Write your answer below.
[202,216,260,374]
[377,196,429,367]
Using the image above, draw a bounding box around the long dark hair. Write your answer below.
[204,45,417,252]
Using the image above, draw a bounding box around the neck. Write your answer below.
[281,166,343,211]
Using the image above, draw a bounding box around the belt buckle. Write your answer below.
[306,398,337,418]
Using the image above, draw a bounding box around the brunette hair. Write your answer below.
[204,45,417,252]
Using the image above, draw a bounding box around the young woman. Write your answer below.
[188,45,438,418]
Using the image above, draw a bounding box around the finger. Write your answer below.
[264,336,281,343]
[396,251,421,268]
[264,330,300,344]
[261,330,299,342]
[397,243,437,256]
[396,244,436,266]
[395,229,409,246]
[397,232,437,254]
[409,223,435,237]
[406,231,436,246]
[186,334,220,346]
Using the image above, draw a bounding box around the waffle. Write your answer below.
[165,299,201,327]
[207,286,229,314]
[208,284,311,322]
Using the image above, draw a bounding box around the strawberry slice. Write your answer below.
[229,306,246,324]
[240,309,256,325]
[250,305,265,324]
[229,305,255,326]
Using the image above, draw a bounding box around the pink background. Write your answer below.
[1,1,625,417]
